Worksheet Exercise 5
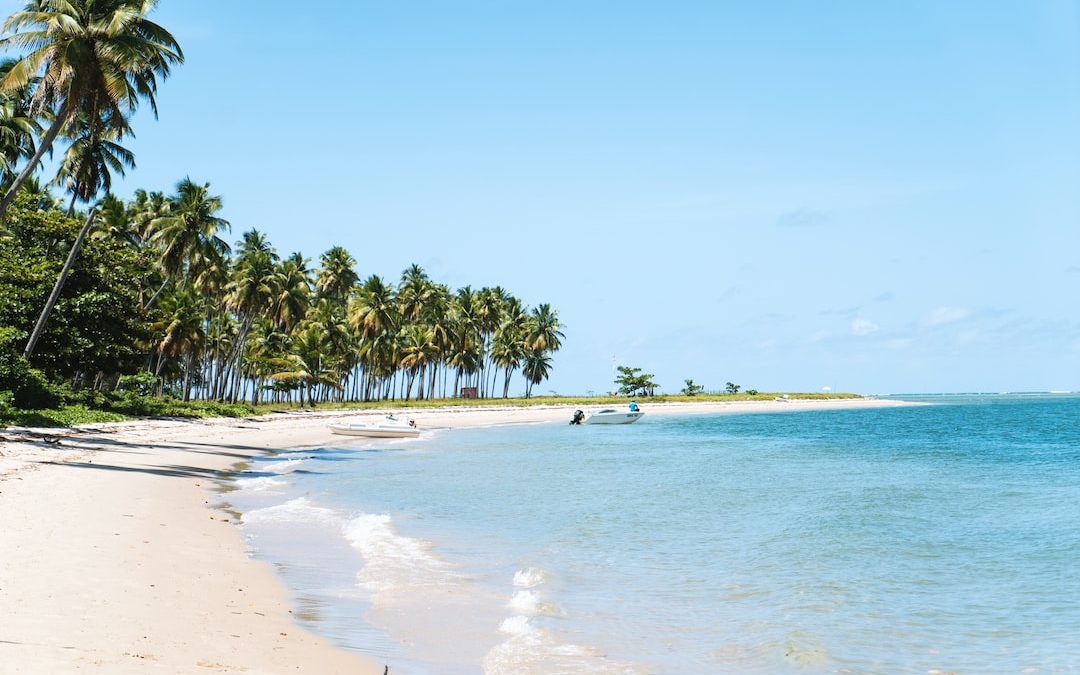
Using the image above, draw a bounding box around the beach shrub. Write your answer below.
[117,372,161,397]
[681,379,705,396]
[725,382,741,394]
[0,347,58,409]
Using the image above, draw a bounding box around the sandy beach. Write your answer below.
[0,397,913,673]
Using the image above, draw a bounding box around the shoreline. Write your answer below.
[0,397,918,673]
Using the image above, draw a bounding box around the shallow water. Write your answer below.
[227,395,1080,674]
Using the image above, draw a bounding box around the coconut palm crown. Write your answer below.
[0,0,183,218]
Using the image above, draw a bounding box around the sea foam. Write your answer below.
[241,497,339,526]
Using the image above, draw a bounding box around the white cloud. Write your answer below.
[925,306,971,326]
[851,319,880,336]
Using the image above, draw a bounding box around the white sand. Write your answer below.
[0,397,915,673]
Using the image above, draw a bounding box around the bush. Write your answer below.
[0,348,58,409]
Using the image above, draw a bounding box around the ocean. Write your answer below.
[225,394,1080,674]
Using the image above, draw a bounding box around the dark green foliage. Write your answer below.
[0,193,152,379]
[0,343,56,408]
[615,365,659,397]
[681,379,704,396]
[725,382,741,394]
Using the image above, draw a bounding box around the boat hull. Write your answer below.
[582,411,644,425]
[328,424,421,438]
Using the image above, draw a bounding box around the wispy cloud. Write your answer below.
[851,319,880,336]
[924,306,971,326]
[776,208,829,228]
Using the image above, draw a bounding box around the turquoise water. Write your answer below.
[228,395,1080,674]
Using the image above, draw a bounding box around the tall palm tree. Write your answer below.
[148,287,206,399]
[398,263,433,322]
[525,303,564,352]
[271,252,311,332]
[145,178,230,309]
[0,0,183,219]
[316,246,358,304]
[522,350,552,398]
[223,229,279,402]
[349,274,399,340]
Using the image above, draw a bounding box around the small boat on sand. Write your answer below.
[329,416,420,438]
[581,409,644,425]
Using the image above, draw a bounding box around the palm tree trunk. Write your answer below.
[23,208,98,359]
[143,278,170,312]
[0,99,74,221]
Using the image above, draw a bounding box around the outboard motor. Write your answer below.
[570,410,585,425]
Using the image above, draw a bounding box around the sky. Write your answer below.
[6,0,1079,394]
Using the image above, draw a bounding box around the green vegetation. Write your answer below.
[725,382,741,394]
[0,2,565,428]
[681,379,705,396]
[614,366,659,397]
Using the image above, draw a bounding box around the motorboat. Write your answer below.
[329,416,421,438]
[581,409,644,425]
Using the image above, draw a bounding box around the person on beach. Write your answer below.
[629,400,640,412]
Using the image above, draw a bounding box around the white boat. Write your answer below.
[329,416,420,438]
[582,409,644,425]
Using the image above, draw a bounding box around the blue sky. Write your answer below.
[8,1,1079,394]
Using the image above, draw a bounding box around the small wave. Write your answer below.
[343,513,457,594]
[484,615,642,675]
[233,476,288,493]
[241,497,340,526]
[484,570,644,675]
[513,567,549,589]
[258,458,311,474]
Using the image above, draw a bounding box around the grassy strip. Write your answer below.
[1,392,863,428]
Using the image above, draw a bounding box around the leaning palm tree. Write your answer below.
[22,123,133,359]
[0,0,184,219]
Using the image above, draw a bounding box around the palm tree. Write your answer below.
[398,263,433,322]
[144,178,230,309]
[148,287,206,399]
[22,111,134,359]
[271,253,312,332]
[0,0,183,219]
[53,113,134,214]
[270,323,341,407]
[223,229,279,402]
[92,192,140,245]
[316,246,358,304]
[349,275,399,339]
[0,58,41,186]
[522,350,552,398]
[525,304,564,352]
